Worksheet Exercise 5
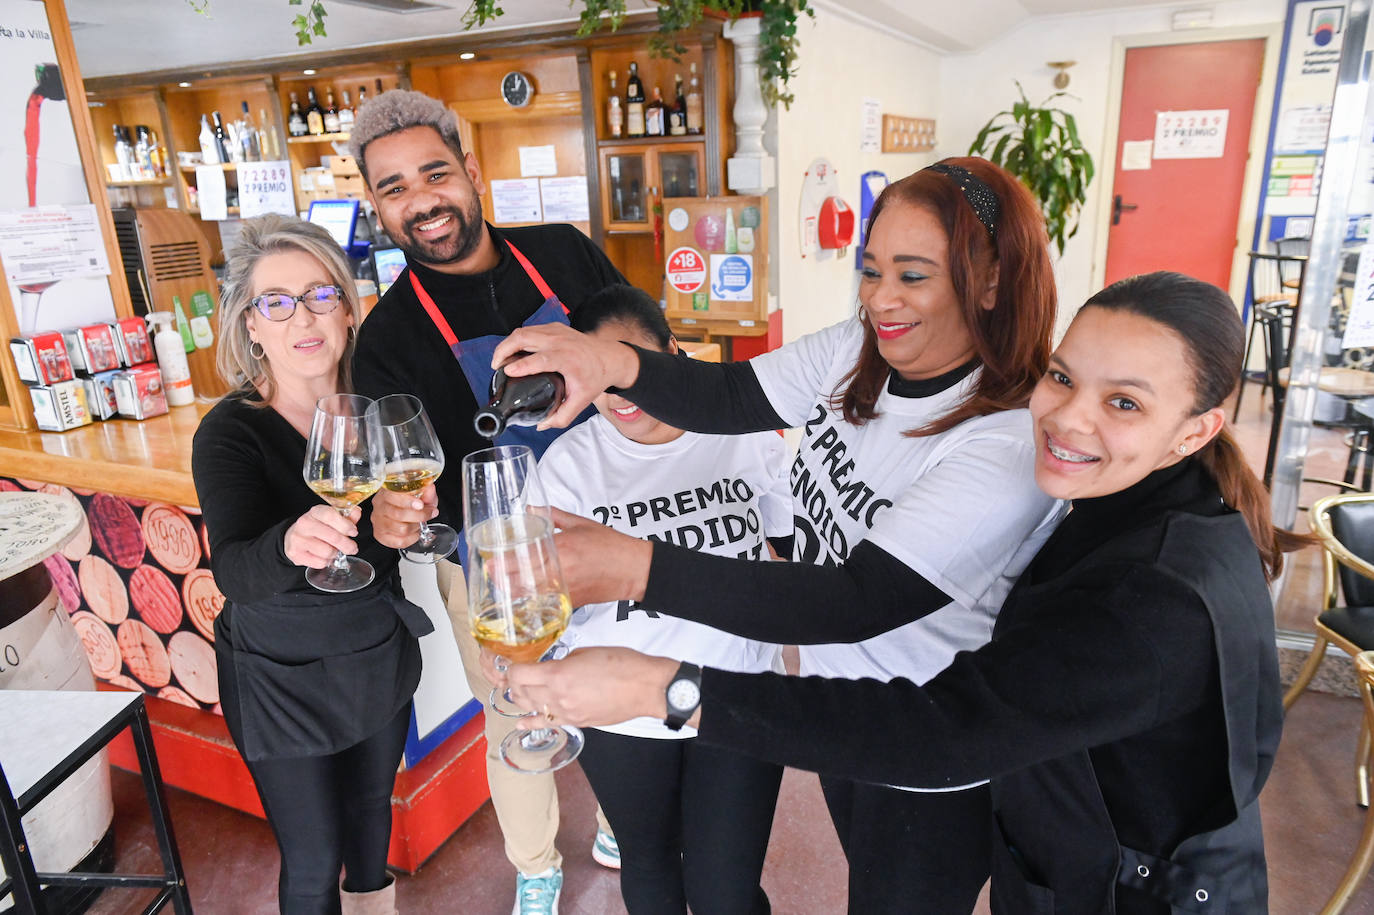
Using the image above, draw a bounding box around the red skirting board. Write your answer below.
[102,688,490,873]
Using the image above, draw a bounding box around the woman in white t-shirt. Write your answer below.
[538,285,793,915]
[493,159,1062,913]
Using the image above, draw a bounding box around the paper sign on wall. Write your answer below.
[1345,244,1374,348]
[1153,110,1229,159]
[710,253,753,301]
[0,205,111,285]
[237,161,295,218]
[1121,140,1153,170]
[195,165,228,220]
[519,145,558,177]
[861,98,882,153]
[540,176,590,223]
[490,178,542,223]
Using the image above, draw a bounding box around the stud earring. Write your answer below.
[1177,444,1188,455]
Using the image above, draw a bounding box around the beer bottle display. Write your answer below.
[625,61,646,138]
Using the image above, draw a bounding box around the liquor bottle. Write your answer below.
[646,86,666,137]
[323,88,341,134]
[134,126,154,178]
[240,101,261,161]
[375,78,385,96]
[211,111,232,163]
[112,124,134,173]
[473,356,566,438]
[145,127,166,176]
[606,70,623,139]
[686,61,704,135]
[357,84,368,109]
[259,108,280,160]
[670,74,688,136]
[288,92,307,137]
[198,114,220,165]
[305,87,325,136]
[338,90,356,133]
[625,61,646,139]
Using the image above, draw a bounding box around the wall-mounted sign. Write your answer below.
[1153,110,1229,159]
[666,246,706,294]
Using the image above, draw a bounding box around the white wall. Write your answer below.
[771,7,944,345]
[937,0,1287,336]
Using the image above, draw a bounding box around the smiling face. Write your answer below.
[859,200,992,380]
[589,320,683,446]
[245,249,353,402]
[1029,306,1226,501]
[363,126,487,271]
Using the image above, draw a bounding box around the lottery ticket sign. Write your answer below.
[1153,110,1230,160]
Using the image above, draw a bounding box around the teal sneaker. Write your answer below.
[592,827,621,869]
[513,867,561,915]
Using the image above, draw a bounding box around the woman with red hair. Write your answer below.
[467,158,1061,911]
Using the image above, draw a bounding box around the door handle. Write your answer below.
[1113,194,1139,226]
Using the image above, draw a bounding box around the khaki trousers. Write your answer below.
[436,558,562,875]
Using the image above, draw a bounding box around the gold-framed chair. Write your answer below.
[1285,492,1374,816]
[1319,650,1374,914]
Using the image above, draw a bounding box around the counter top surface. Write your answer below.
[0,402,210,506]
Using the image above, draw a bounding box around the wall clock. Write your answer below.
[501,71,533,108]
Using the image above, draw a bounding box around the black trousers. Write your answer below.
[820,776,991,914]
[579,728,782,915]
[225,696,411,915]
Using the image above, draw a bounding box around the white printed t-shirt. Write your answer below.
[539,413,793,739]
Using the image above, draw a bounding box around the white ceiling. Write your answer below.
[68,0,1186,78]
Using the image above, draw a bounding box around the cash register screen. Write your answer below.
[307,199,360,248]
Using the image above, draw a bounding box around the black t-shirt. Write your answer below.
[352,222,626,527]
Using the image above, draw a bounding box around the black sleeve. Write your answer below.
[191,415,302,605]
[617,346,789,434]
[352,320,408,403]
[643,539,951,643]
[696,566,1216,788]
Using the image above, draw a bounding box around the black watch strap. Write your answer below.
[664,661,703,731]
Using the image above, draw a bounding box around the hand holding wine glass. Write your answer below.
[302,393,384,593]
[371,394,457,563]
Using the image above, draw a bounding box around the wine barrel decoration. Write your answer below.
[13,478,43,489]
[60,509,92,562]
[105,673,142,692]
[78,554,129,625]
[70,611,121,680]
[42,553,81,615]
[116,618,171,688]
[181,568,224,642]
[156,685,198,708]
[168,630,218,705]
[130,565,183,635]
[0,480,21,492]
[89,493,145,569]
[141,503,201,575]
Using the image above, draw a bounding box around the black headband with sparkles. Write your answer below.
[925,163,1000,240]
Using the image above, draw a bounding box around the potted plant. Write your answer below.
[968,81,1094,256]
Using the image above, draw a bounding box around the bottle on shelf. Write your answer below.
[473,356,566,438]
[288,92,307,137]
[135,126,156,178]
[357,84,368,109]
[323,88,341,134]
[686,61,704,135]
[375,78,385,98]
[724,206,737,255]
[259,108,280,159]
[606,70,623,139]
[670,74,688,136]
[239,101,261,161]
[338,90,355,133]
[305,87,325,136]
[112,124,134,176]
[211,110,231,163]
[198,114,221,165]
[148,312,195,407]
[173,296,196,353]
[646,86,666,137]
[625,61,646,139]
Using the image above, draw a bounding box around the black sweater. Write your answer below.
[696,460,1239,857]
[191,393,398,604]
[352,223,625,527]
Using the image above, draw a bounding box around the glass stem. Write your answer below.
[331,549,350,572]
[417,521,435,546]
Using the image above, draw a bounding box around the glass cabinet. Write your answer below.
[598,142,705,233]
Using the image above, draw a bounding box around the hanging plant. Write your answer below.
[968,81,1094,256]
[185,0,814,108]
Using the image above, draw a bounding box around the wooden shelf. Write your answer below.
[187,206,241,216]
[106,177,173,187]
[287,132,350,144]
[179,162,238,172]
[597,133,705,148]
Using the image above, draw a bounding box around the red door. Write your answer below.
[1104,39,1266,289]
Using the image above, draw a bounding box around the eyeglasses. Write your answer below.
[250,284,343,322]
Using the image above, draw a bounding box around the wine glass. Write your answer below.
[303,393,385,592]
[461,445,583,774]
[370,394,458,563]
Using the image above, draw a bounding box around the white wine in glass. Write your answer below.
[371,394,458,563]
[303,393,385,592]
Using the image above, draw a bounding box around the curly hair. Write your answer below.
[348,89,464,186]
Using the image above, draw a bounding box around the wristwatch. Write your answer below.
[664,661,703,731]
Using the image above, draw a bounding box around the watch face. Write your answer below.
[502,71,532,108]
[667,678,701,712]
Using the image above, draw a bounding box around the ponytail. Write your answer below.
[1194,427,1306,579]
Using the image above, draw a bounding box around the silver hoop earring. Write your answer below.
[250,340,265,360]
[858,305,868,323]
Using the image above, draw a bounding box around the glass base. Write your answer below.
[306,555,375,593]
[400,522,459,564]
[499,725,583,774]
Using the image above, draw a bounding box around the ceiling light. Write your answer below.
[460,52,476,60]
[303,69,317,76]
[178,81,192,88]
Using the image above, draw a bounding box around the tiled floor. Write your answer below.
[82,382,1374,914]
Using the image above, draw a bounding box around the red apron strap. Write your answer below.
[505,240,568,315]
[408,270,460,348]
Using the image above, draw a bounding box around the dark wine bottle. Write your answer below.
[473,356,566,438]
